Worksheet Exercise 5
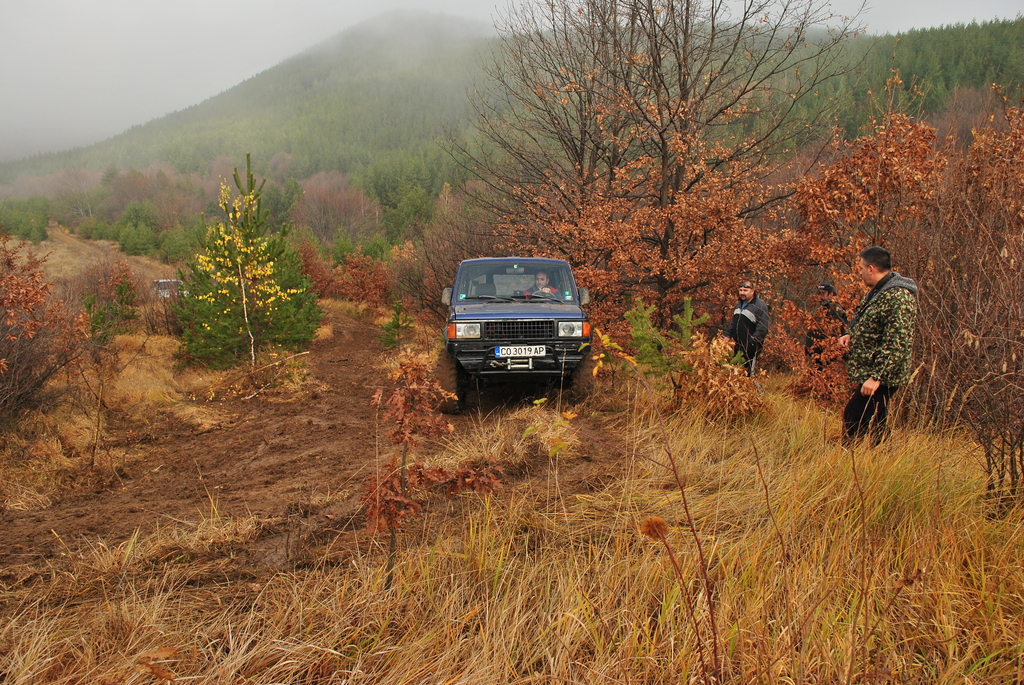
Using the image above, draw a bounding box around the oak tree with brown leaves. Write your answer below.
[461,0,865,330]
[904,104,1024,503]
[793,83,1024,503]
[0,235,83,417]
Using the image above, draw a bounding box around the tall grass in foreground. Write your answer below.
[3,384,1023,684]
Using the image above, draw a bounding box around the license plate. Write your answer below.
[496,345,546,358]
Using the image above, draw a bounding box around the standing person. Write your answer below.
[725,281,771,376]
[838,246,918,444]
[805,283,849,363]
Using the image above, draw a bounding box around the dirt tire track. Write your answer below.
[2,304,629,568]
[1,307,387,565]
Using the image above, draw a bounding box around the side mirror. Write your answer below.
[578,288,590,306]
[441,287,452,306]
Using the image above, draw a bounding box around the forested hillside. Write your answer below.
[2,16,1021,187]
[0,12,491,185]
[880,19,1024,102]
[1,14,1022,265]
[838,18,1024,135]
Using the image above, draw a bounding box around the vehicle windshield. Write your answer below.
[456,261,577,302]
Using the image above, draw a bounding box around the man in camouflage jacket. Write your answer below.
[838,246,918,444]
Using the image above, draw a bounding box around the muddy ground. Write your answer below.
[1,306,622,570]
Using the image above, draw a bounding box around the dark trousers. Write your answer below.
[843,384,899,444]
[736,343,761,376]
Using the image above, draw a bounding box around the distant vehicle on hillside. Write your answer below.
[153,279,183,299]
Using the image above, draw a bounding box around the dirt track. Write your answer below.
[1,306,621,569]
[1,309,388,567]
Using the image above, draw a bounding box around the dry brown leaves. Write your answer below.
[134,646,180,682]
[675,333,763,420]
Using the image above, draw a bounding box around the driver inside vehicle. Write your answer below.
[525,271,558,297]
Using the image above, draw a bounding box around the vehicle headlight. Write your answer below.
[455,323,481,339]
[558,321,584,337]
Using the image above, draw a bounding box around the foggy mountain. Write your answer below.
[0,11,493,183]
[1,12,1021,187]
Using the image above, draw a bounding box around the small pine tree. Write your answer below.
[673,297,710,350]
[625,297,709,377]
[625,299,670,374]
[332,233,356,265]
[119,223,156,256]
[175,155,322,368]
[379,301,414,348]
[84,275,138,345]
[29,222,48,243]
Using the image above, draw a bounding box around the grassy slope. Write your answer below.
[1,234,1017,683]
[2,372,1019,684]
[19,226,177,283]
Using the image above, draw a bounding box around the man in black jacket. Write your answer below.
[726,281,771,376]
[805,283,849,364]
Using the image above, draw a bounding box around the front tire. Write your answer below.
[435,353,466,414]
[569,348,597,400]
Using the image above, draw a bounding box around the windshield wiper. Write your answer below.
[467,295,513,302]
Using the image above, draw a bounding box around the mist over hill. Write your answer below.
[0,11,493,184]
[1,13,1022,188]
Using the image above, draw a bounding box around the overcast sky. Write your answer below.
[1,0,1020,162]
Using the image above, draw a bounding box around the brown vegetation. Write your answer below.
[2,217,1023,684]
[3,366,1019,682]
[2,15,1024,683]
[292,171,380,245]
[0,236,83,418]
[792,96,1024,502]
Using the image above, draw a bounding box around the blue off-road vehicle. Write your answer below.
[436,257,595,412]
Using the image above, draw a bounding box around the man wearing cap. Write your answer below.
[838,246,918,444]
[725,281,771,376]
[805,283,849,362]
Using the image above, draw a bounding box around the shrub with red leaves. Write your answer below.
[0,235,83,417]
[361,458,502,533]
[362,348,501,534]
[334,251,393,308]
[295,240,340,298]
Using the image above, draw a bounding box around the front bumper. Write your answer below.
[446,340,589,377]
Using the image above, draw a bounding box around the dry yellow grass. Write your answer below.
[431,402,583,472]
[0,332,224,511]
[13,227,176,283]
[73,333,224,428]
[313,322,334,342]
[6,233,1019,682]
[321,297,378,324]
[3,373,1021,684]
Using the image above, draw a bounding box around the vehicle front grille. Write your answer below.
[484,320,554,341]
